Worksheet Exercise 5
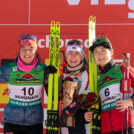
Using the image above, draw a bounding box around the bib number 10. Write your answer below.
[22,87,34,96]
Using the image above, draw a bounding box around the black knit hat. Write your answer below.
[89,36,112,52]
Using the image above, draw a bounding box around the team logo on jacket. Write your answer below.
[13,66,18,71]
[36,65,41,70]
[114,66,118,70]
[14,73,41,83]
[70,101,76,108]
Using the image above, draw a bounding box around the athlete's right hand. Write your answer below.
[84,111,93,122]
[44,65,57,76]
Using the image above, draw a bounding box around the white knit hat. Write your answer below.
[66,44,84,57]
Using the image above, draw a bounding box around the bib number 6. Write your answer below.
[105,88,110,97]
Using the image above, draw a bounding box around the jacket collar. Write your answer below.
[99,60,115,74]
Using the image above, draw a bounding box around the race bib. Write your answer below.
[99,83,121,112]
[8,84,43,106]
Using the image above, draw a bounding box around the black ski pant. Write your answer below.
[4,122,43,134]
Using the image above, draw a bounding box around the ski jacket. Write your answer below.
[98,62,134,133]
[63,70,89,94]
[62,69,90,134]
[0,62,47,125]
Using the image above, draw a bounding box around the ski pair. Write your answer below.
[121,53,131,134]
[88,16,101,134]
[46,21,60,134]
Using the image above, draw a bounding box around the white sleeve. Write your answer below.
[79,70,89,94]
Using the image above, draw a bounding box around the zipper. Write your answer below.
[109,110,113,132]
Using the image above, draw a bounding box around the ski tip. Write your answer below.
[51,21,55,27]
[93,16,96,23]
[56,21,60,26]
[89,16,96,21]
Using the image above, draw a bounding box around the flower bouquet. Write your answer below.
[59,91,98,126]
[77,91,98,109]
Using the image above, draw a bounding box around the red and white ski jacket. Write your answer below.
[100,64,134,133]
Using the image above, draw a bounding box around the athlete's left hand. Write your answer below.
[115,98,133,112]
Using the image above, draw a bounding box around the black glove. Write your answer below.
[44,65,57,84]
[59,101,81,126]
[44,65,57,76]
[63,101,80,115]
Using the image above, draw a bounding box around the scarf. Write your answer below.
[17,56,38,72]
[65,61,83,75]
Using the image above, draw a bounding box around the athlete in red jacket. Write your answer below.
[90,36,134,134]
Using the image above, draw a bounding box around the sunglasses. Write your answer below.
[67,40,84,48]
[19,34,37,42]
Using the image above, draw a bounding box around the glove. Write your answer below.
[63,101,81,115]
[59,101,80,126]
[44,65,57,76]
[44,65,57,84]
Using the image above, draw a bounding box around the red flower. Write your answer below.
[77,94,83,100]
[86,94,94,102]
[77,91,98,109]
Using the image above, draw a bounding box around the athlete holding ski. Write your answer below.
[61,40,93,134]
[89,36,134,134]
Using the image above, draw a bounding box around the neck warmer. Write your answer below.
[99,59,115,74]
[65,61,83,75]
[17,56,38,72]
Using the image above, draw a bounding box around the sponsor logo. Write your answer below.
[14,73,41,83]
[37,35,89,49]
[70,101,76,108]
[66,0,134,19]
[99,78,119,89]
[67,0,80,5]
[102,75,111,82]
[2,88,9,96]
[36,65,41,70]
[13,66,18,71]
[101,93,120,104]
[114,66,118,70]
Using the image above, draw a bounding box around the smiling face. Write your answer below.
[66,51,83,67]
[19,45,36,65]
[93,46,113,67]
